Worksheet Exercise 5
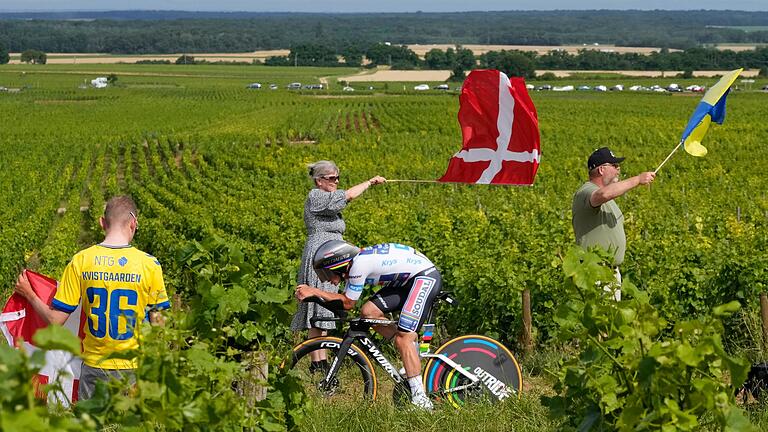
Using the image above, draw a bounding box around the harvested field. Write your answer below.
[711,44,765,51]
[406,44,680,56]
[8,51,290,65]
[538,69,760,78]
[340,70,451,82]
[337,68,760,82]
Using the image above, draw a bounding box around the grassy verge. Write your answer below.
[298,388,562,432]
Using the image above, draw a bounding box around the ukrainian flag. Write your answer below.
[680,68,742,157]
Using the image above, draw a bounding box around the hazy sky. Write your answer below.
[2,0,766,12]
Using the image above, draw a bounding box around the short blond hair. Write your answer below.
[103,195,138,229]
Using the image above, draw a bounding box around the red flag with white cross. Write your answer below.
[439,69,541,185]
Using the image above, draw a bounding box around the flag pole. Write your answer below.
[385,179,439,183]
[654,141,683,174]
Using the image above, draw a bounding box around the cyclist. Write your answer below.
[295,240,442,410]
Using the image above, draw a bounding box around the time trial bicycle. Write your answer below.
[283,292,522,407]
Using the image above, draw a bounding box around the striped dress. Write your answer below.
[290,188,347,331]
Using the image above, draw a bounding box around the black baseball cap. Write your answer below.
[588,147,626,171]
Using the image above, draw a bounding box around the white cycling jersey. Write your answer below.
[344,243,435,301]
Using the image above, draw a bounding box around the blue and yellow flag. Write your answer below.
[680,68,742,157]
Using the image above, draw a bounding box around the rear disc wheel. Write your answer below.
[423,335,522,407]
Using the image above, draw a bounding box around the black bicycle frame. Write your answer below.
[320,317,404,391]
[309,292,466,393]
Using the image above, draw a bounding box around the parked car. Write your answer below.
[434,84,450,90]
[536,85,552,91]
[577,85,591,91]
[610,84,624,91]
[287,82,302,90]
[594,85,608,92]
[666,83,682,92]
[414,84,430,91]
[246,82,261,89]
[342,86,355,92]
[762,85,768,91]
[552,85,574,92]
[269,84,278,90]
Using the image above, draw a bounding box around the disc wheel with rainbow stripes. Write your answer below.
[423,335,522,407]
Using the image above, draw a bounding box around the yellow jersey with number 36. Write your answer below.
[52,244,170,369]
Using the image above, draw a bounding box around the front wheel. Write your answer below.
[284,336,378,400]
[423,335,522,407]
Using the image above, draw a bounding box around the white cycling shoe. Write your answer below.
[411,393,434,411]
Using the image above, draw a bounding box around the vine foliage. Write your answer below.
[543,246,753,431]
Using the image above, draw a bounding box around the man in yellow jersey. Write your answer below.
[14,195,169,401]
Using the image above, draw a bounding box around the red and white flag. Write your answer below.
[0,270,83,406]
[439,69,541,185]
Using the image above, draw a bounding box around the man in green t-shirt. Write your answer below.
[571,147,655,300]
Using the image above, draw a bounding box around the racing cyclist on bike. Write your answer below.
[295,240,442,410]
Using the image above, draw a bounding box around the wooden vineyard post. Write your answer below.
[760,293,768,354]
[521,289,533,354]
[241,351,269,405]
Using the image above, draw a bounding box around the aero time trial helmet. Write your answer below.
[313,240,360,282]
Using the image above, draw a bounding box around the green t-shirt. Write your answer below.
[571,181,626,266]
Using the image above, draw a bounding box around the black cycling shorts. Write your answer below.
[369,267,442,333]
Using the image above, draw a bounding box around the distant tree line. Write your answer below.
[0,10,767,54]
[4,42,766,77]
[0,41,9,64]
[484,47,768,78]
[258,44,768,79]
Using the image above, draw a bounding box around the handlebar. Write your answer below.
[303,296,348,326]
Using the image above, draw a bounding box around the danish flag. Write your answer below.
[439,69,541,185]
[1,270,83,406]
